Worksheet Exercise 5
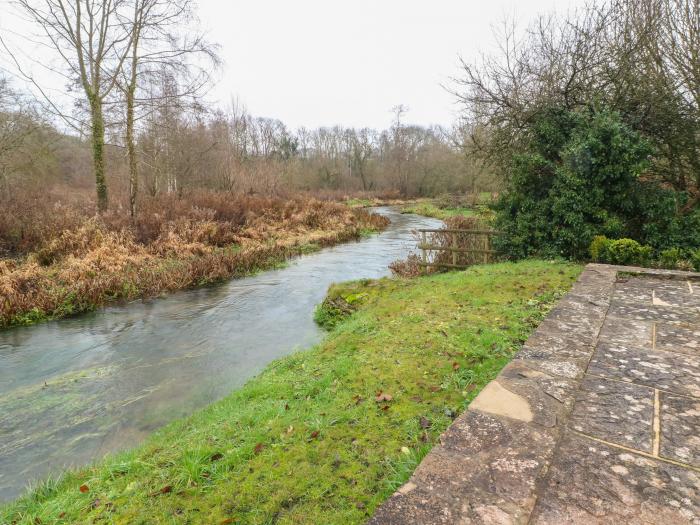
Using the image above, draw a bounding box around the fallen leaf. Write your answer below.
[210,453,224,462]
[221,519,234,525]
[284,404,289,411]
[381,405,390,411]
[401,446,410,455]
[429,385,441,392]
[419,416,431,429]
[310,430,320,439]
[420,431,429,443]
[79,484,89,494]
[159,485,172,494]
[452,361,460,370]
[254,443,264,454]
[286,425,294,434]
[375,392,393,402]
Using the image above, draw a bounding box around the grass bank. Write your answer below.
[1,260,581,524]
[400,201,476,220]
[400,194,496,222]
[0,195,388,328]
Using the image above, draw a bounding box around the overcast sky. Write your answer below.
[198,0,587,129]
[1,0,586,130]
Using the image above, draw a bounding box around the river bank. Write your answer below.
[0,208,442,503]
[0,196,388,328]
[0,260,582,524]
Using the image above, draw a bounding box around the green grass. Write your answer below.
[344,198,375,208]
[0,260,582,525]
[401,202,477,220]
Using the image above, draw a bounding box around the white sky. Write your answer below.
[1,0,586,130]
[198,0,585,129]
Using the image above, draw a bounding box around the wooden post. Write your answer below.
[484,234,490,264]
[421,231,428,275]
[452,231,458,266]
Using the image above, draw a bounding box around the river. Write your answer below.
[0,207,441,502]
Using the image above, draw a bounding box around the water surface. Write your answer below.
[0,207,441,501]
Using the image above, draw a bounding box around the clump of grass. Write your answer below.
[0,260,581,524]
[401,194,497,222]
[0,194,389,328]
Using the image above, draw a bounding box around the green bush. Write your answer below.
[493,105,698,261]
[589,235,610,262]
[658,247,682,269]
[691,249,700,272]
[589,237,652,266]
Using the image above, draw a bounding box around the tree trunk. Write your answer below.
[90,97,108,212]
[126,80,137,217]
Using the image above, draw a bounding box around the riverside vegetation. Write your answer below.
[0,192,388,328]
[0,260,581,524]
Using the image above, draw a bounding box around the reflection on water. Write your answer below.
[0,207,441,501]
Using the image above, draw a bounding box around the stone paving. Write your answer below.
[369,264,700,524]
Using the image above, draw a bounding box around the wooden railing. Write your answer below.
[417,228,500,272]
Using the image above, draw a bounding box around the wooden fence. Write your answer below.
[417,228,500,272]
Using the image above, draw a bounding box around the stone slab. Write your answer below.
[656,322,700,355]
[367,410,558,525]
[569,376,654,452]
[529,432,700,525]
[660,393,700,467]
[588,342,700,398]
[597,316,652,349]
[607,301,700,324]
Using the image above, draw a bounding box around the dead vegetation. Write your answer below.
[0,190,389,327]
[390,216,492,277]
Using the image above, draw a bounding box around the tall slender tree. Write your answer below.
[11,0,136,211]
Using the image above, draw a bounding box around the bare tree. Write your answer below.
[0,76,40,189]
[120,0,219,216]
[345,128,374,190]
[10,0,136,211]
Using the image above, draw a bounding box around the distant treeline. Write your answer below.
[0,75,495,205]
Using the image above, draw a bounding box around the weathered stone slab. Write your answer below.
[494,361,579,427]
[598,316,652,348]
[611,277,656,304]
[368,410,558,525]
[612,276,700,308]
[569,376,654,452]
[516,342,591,381]
[656,322,700,355]
[660,393,700,467]
[607,300,700,324]
[529,432,700,525]
[588,342,700,398]
[652,281,700,309]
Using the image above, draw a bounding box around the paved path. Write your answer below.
[369,264,699,524]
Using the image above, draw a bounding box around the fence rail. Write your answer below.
[417,228,500,272]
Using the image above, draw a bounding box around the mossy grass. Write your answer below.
[0,260,581,524]
[400,201,492,221]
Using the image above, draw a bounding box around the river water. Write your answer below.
[0,208,441,501]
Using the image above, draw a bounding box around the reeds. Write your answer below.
[390,216,493,277]
[0,191,389,327]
